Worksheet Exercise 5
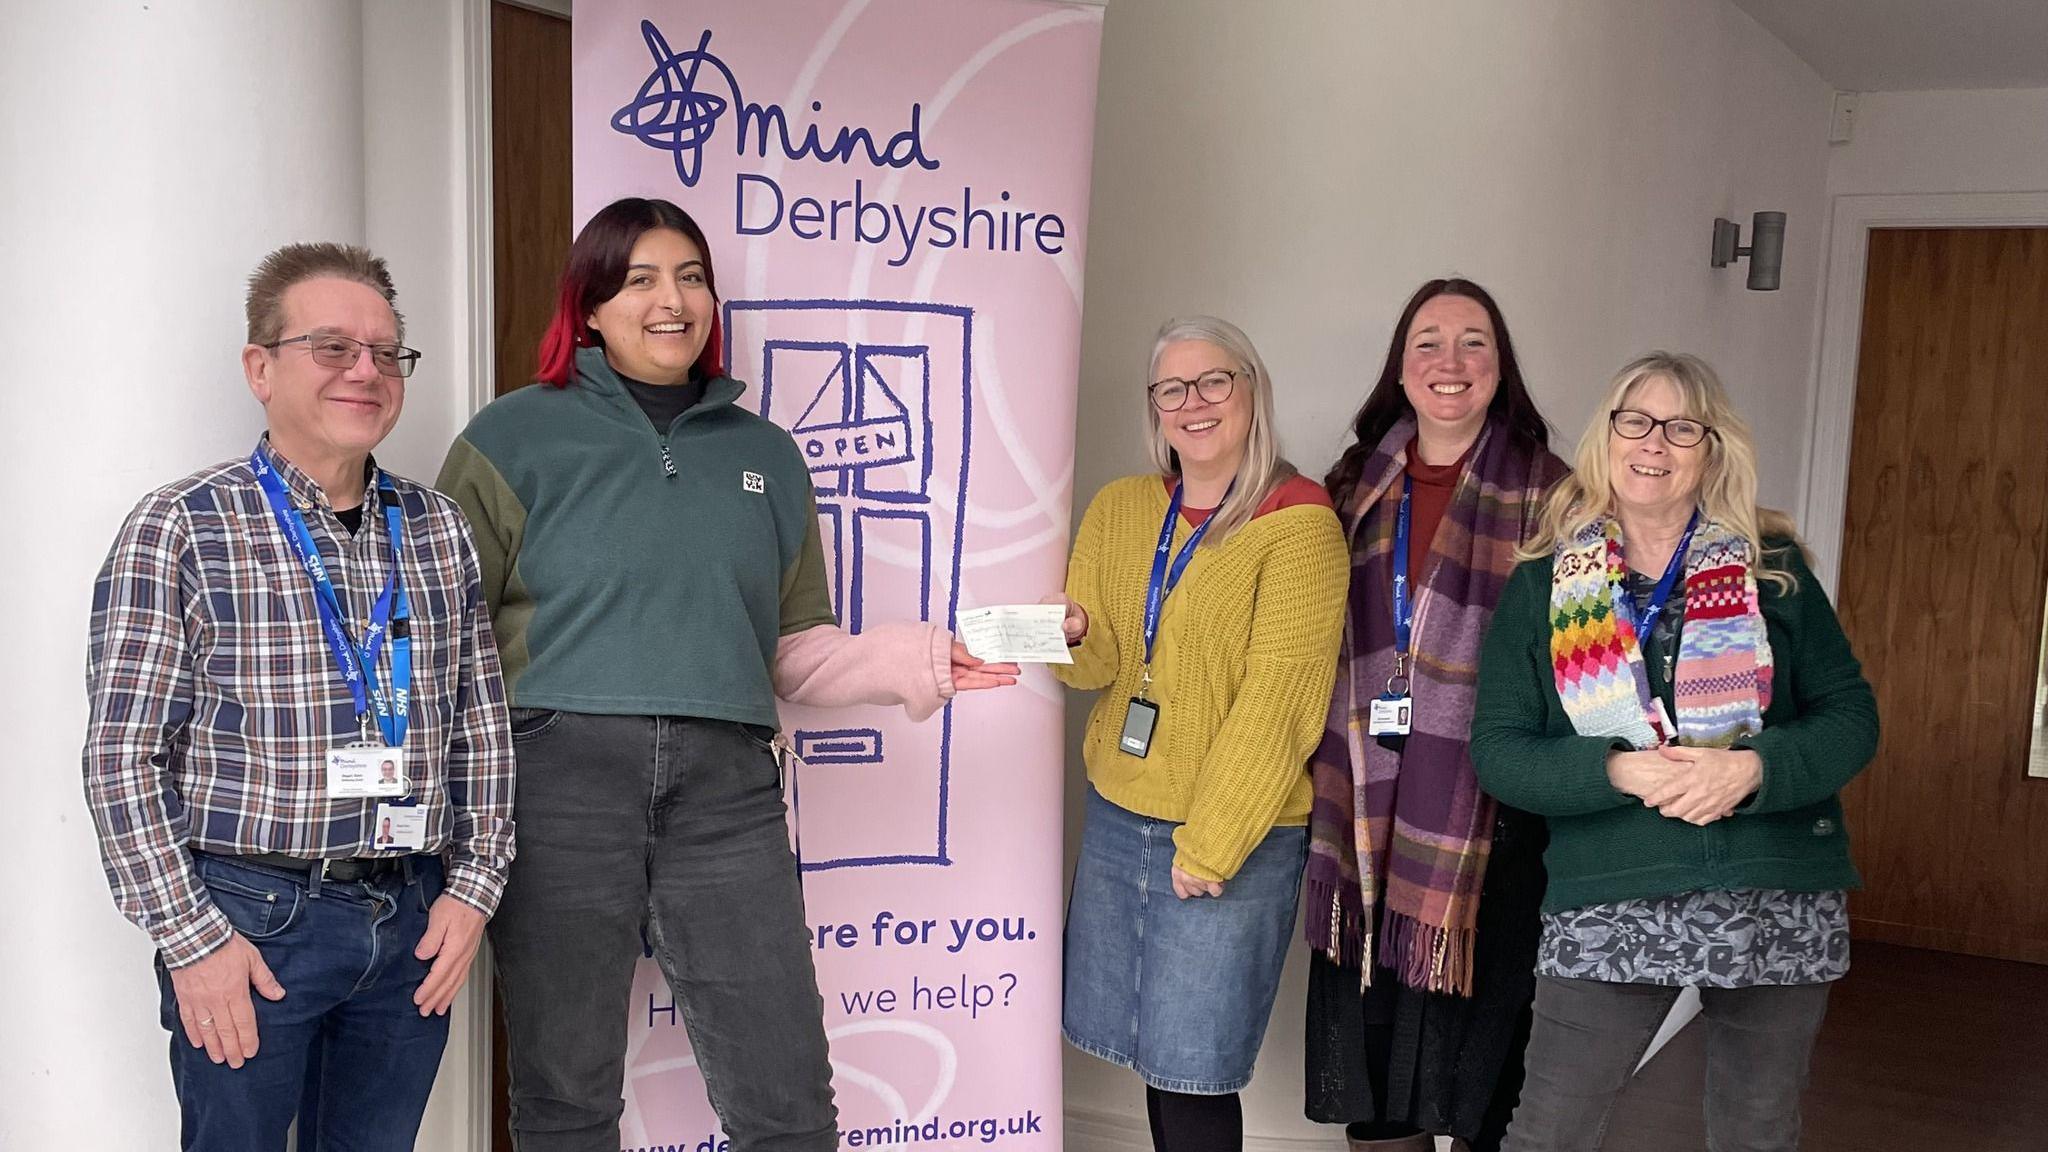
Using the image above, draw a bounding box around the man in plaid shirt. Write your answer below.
[83,242,516,1151]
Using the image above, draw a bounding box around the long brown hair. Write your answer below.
[1325,278,1550,502]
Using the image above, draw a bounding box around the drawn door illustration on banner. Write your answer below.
[725,298,971,871]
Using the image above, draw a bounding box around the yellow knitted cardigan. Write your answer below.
[1056,474,1349,882]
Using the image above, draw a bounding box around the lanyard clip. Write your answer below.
[1385,654,1410,698]
[1137,667,1154,701]
[358,711,375,745]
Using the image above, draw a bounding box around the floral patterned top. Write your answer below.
[1534,567,1850,988]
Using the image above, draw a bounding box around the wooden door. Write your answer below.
[488,5,571,1148]
[492,1,572,397]
[1836,226,2048,965]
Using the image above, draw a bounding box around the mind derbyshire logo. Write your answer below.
[609,20,1070,267]
[612,21,939,189]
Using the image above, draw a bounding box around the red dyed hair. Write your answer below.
[536,197,725,387]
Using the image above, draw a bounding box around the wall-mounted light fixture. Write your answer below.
[1710,211,1786,291]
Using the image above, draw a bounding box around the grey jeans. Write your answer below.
[1502,976,1831,1152]
[489,711,835,1152]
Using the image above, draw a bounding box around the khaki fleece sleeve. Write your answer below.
[779,486,838,636]
[435,436,526,619]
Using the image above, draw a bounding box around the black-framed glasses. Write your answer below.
[266,333,422,379]
[1148,369,1240,412]
[1610,407,1713,448]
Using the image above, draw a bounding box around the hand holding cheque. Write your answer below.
[957,603,1077,665]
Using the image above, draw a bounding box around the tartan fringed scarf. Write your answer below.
[1550,516,1773,750]
[1305,415,1565,995]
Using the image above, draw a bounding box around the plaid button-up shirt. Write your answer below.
[83,440,516,967]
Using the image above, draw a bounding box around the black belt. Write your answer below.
[214,850,410,884]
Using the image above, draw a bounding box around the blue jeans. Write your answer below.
[156,852,450,1152]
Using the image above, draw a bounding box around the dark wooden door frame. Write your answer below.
[479,3,573,1149]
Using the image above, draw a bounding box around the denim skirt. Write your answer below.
[1063,785,1308,1094]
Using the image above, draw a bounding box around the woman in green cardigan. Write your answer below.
[1470,352,1878,1152]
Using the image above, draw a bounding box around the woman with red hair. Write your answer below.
[438,197,1014,1152]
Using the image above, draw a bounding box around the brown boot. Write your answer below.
[1346,1134,1434,1152]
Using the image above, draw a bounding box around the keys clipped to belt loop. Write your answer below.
[770,731,807,791]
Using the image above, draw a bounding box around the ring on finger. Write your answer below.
[198,1017,218,1030]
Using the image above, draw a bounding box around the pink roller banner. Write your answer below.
[574,2,1103,1148]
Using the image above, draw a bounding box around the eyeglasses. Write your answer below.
[1610,408,1713,448]
[1149,369,1240,412]
[266,333,422,379]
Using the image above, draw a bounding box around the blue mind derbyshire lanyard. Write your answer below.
[250,445,412,746]
[1627,510,1700,641]
[1138,479,1232,693]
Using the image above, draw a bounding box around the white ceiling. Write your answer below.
[1730,0,2048,91]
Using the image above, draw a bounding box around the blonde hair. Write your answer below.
[1144,316,1298,547]
[1521,351,1801,591]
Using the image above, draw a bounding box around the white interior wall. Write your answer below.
[0,3,490,1147]
[1826,87,2048,196]
[360,0,497,1144]
[0,2,367,1147]
[1062,0,1832,1146]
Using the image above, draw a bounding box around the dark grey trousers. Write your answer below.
[488,711,835,1152]
[1502,976,1831,1152]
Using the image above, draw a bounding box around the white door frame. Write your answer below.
[1798,190,2048,596]
[455,2,498,1148]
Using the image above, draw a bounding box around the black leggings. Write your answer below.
[1145,1086,1243,1152]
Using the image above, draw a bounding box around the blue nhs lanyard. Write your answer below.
[250,445,412,746]
[1627,511,1700,641]
[1140,480,1232,679]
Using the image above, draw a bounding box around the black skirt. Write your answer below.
[1303,803,1547,1152]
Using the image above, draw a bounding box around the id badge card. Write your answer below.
[1652,698,1677,744]
[327,746,409,798]
[1367,694,1413,737]
[372,802,428,851]
[1119,697,1160,758]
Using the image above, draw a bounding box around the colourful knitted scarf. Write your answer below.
[1550,515,1773,749]
[1305,416,1565,995]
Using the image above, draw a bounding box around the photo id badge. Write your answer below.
[327,746,408,798]
[372,802,428,851]
[1119,697,1160,758]
[1367,694,1413,737]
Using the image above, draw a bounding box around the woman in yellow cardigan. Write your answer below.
[1053,316,1349,1152]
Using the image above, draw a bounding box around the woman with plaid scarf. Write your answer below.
[1304,280,1566,1152]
